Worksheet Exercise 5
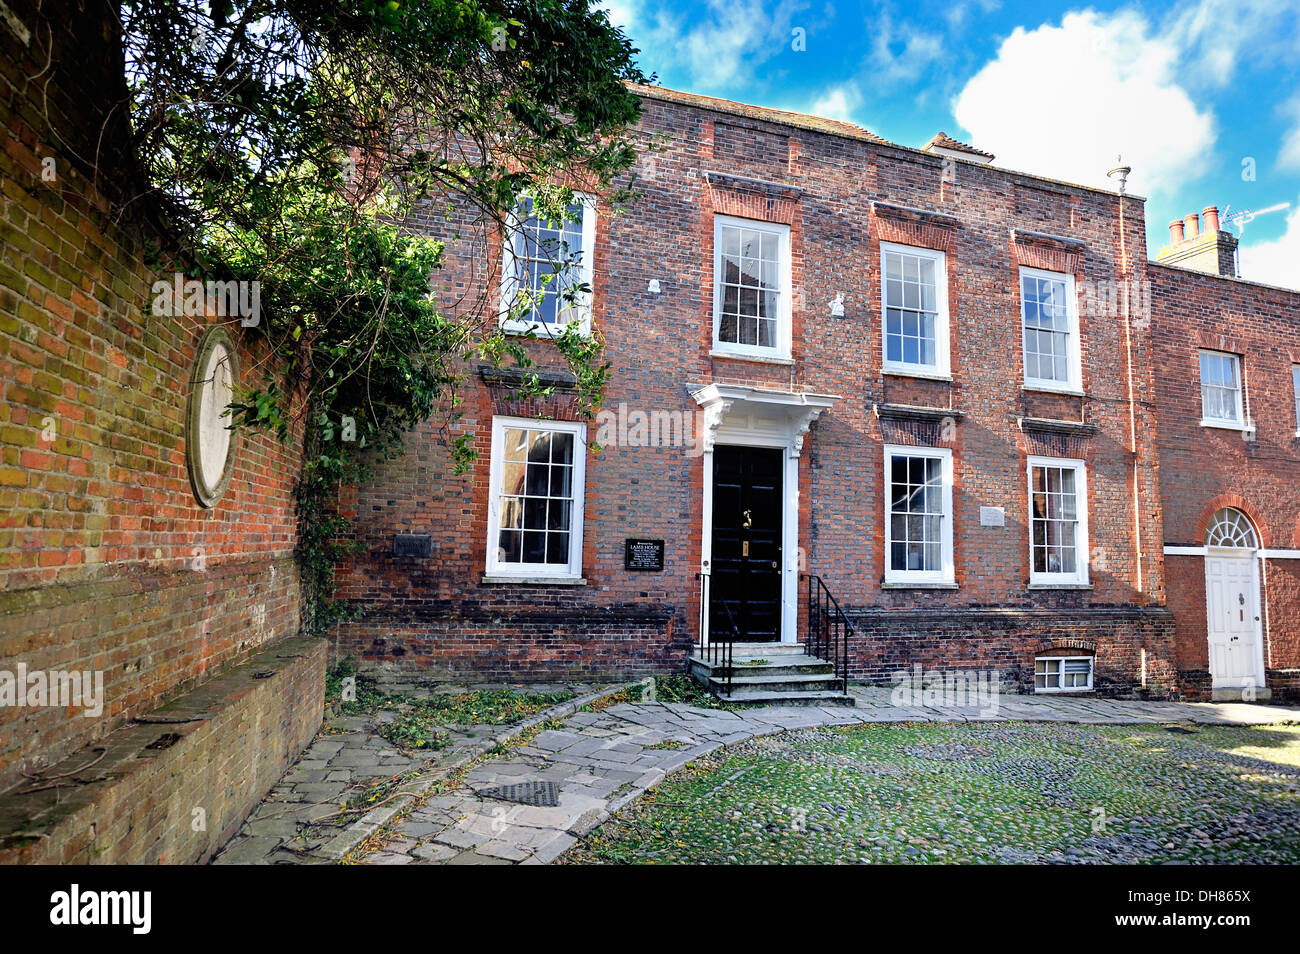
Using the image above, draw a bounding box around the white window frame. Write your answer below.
[499,192,596,338]
[879,241,950,378]
[1197,349,1245,430]
[1034,655,1094,693]
[1292,365,1299,437]
[485,416,587,581]
[883,444,955,586]
[1026,455,1090,586]
[1019,266,1082,394]
[711,214,792,360]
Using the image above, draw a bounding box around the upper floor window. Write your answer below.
[486,417,586,580]
[1027,456,1089,586]
[1292,365,1300,436]
[500,194,596,336]
[1020,267,1081,393]
[713,216,791,359]
[881,243,949,376]
[884,445,955,585]
[1198,350,1244,428]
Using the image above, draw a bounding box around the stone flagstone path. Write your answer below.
[350,688,1300,865]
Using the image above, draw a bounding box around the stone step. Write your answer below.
[714,689,856,707]
[689,654,834,677]
[710,672,846,694]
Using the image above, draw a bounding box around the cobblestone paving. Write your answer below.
[350,689,1300,865]
[212,683,605,865]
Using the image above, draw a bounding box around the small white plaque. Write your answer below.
[979,506,1006,527]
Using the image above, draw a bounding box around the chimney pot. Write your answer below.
[1202,206,1220,232]
[1169,219,1185,243]
[1184,213,1200,238]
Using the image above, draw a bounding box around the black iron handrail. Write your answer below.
[696,571,736,695]
[803,574,854,689]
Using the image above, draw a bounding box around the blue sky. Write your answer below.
[602,0,1300,288]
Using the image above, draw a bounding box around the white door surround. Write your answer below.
[692,384,838,645]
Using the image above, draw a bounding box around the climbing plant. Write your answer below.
[117,0,648,630]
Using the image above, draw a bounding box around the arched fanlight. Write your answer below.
[1205,508,1257,549]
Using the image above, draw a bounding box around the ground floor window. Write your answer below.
[1027,456,1089,585]
[1035,655,1094,692]
[884,445,954,584]
[486,417,586,579]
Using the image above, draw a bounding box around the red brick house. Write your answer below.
[331,84,1300,701]
[1152,212,1300,702]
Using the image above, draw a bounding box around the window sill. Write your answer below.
[499,319,591,339]
[1023,382,1084,398]
[1200,419,1250,433]
[882,580,959,590]
[1027,582,1093,590]
[882,367,952,382]
[1033,687,1095,695]
[710,348,794,365]
[481,574,587,586]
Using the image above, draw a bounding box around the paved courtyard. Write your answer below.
[343,686,1300,865]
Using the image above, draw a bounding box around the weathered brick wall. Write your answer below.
[846,607,1178,697]
[0,3,305,790]
[335,88,1172,692]
[1151,263,1300,697]
[0,635,325,864]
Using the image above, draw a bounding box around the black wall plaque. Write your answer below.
[392,533,433,558]
[624,538,665,572]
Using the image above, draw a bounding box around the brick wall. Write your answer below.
[0,3,306,791]
[0,635,325,864]
[334,88,1176,694]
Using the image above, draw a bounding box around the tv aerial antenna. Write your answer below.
[1221,202,1290,237]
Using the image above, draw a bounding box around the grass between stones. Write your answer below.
[565,721,1300,865]
[325,662,575,753]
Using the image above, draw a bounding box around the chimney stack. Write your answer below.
[1157,204,1238,278]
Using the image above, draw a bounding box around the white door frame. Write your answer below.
[1204,548,1266,691]
[692,384,837,647]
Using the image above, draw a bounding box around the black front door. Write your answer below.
[710,445,783,642]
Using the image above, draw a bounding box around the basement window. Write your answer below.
[1035,656,1094,692]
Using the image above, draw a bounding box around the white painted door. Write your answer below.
[1204,555,1261,688]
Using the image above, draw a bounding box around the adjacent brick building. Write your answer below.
[1152,211,1300,701]
[331,85,1300,701]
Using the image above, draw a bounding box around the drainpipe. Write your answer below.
[1118,193,1144,596]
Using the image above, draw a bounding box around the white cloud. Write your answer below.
[1236,198,1300,289]
[1166,0,1300,88]
[600,0,804,90]
[1279,97,1300,172]
[870,11,945,84]
[953,10,1215,195]
[809,83,863,122]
